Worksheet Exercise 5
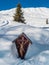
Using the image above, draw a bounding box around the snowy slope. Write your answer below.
[0,7,49,65]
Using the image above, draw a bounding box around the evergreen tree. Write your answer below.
[13,3,25,23]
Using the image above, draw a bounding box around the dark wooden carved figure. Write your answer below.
[12,33,32,59]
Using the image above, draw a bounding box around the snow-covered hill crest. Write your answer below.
[0,7,49,65]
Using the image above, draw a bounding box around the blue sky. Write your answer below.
[0,0,49,10]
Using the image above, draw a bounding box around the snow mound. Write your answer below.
[34,50,49,65]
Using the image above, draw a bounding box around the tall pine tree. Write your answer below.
[13,3,25,23]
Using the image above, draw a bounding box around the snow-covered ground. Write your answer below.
[0,7,49,65]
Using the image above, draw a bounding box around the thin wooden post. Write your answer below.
[46,18,48,24]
